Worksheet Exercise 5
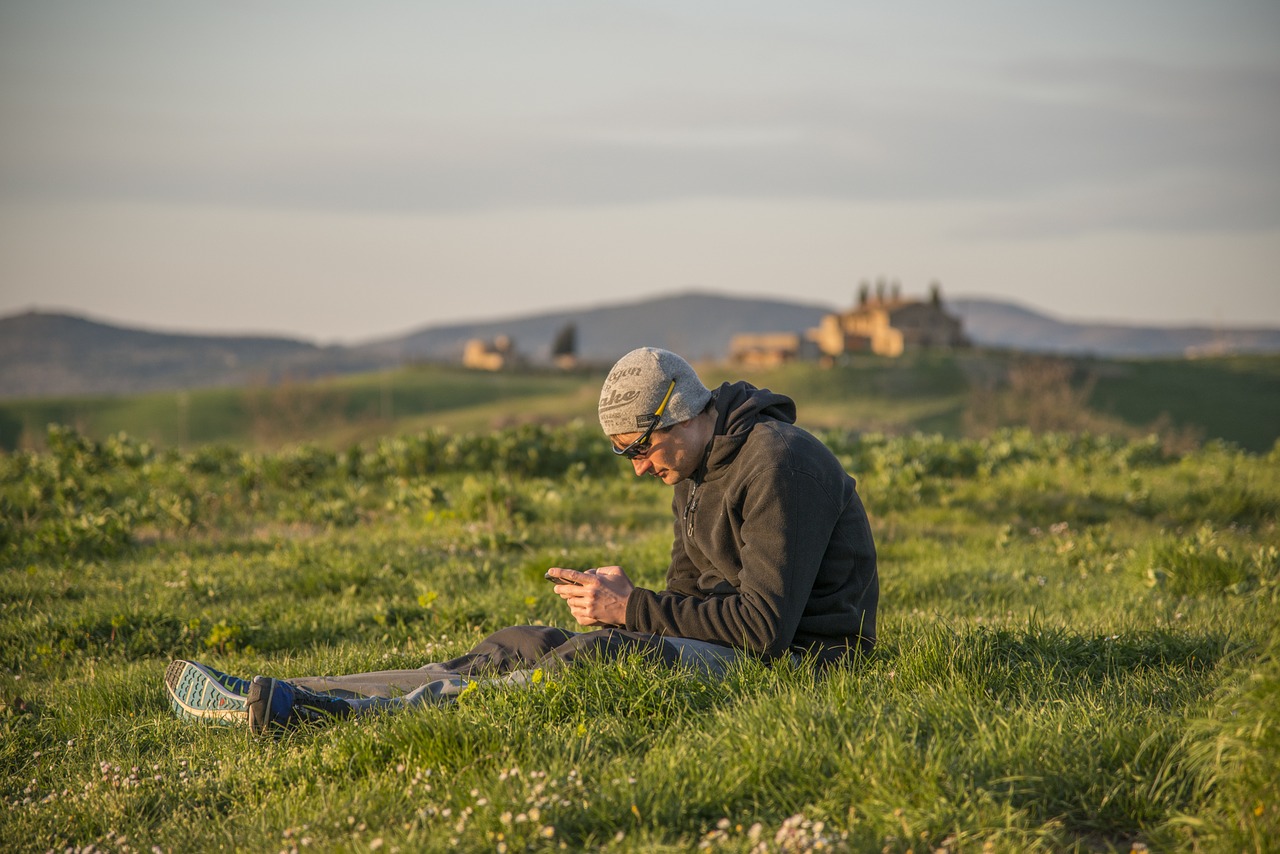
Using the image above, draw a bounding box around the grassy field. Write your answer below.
[2,418,1278,852]
[1086,354,1280,454]
[2,351,1277,454]
[0,365,599,452]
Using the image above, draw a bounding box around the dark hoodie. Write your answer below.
[624,381,878,659]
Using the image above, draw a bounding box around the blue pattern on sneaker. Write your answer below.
[164,659,250,727]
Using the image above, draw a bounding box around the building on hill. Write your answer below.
[728,332,820,368]
[462,335,521,371]
[810,282,969,359]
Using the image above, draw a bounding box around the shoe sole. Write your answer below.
[165,660,248,727]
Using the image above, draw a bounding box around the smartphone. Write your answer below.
[545,572,583,585]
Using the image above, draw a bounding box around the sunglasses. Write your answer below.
[612,378,677,459]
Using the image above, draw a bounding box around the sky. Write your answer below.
[1,1,1278,344]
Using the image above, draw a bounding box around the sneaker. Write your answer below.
[247,675,292,735]
[247,676,352,735]
[164,660,251,727]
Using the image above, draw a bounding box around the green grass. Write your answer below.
[702,351,973,436]
[1,425,1278,852]
[3,352,1277,454]
[0,365,597,451]
[1088,355,1280,454]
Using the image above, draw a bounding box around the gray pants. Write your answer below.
[287,625,745,714]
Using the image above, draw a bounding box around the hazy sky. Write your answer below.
[1,1,1278,343]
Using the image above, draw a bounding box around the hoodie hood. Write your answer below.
[698,381,796,481]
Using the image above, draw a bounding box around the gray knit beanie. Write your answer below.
[598,347,713,436]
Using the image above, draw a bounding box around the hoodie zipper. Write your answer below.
[684,483,700,538]
[684,399,721,541]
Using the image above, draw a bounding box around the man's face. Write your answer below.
[611,420,703,485]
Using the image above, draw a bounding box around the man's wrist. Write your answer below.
[622,587,647,630]
[613,589,634,628]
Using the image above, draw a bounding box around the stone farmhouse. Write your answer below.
[812,282,969,358]
[727,331,817,369]
[730,282,969,365]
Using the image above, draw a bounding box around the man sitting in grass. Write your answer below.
[166,346,878,734]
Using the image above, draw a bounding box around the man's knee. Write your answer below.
[472,625,578,665]
[550,628,676,667]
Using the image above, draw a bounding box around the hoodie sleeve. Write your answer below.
[625,456,845,656]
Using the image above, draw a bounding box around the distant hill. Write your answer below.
[359,292,1280,363]
[0,311,380,399]
[3,292,1280,399]
[354,291,833,364]
[0,294,833,399]
[949,298,1280,358]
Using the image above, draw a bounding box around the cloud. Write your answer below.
[1,5,1276,237]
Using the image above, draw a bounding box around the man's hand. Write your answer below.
[547,565,634,627]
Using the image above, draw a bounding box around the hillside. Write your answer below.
[0,294,835,399]
[3,352,1277,454]
[0,311,381,399]
[4,293,1280,399]
[354,291,833,364]
[950,298,1280,357]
